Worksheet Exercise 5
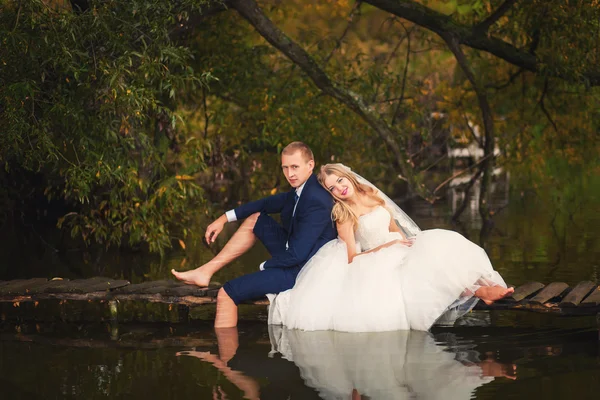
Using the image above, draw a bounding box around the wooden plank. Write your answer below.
[42,278,115,294]
[509,282,545,302]
[142,280,184,294]
[76,278,130,292]
[0,278,49,295]
[114,280,171,294]
[559,281,597,307]
[25,279,71,294]
[163,285,210,297]
[206,286,222,298]
[529,282,569,305]
[580,285,600,307]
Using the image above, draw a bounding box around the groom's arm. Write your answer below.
[231,192,289,221]
[262,199,333,269]
[205,192,289,244]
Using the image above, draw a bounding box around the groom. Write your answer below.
[172,142,337,327]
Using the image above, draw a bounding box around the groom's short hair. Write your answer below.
[282,141,314,162]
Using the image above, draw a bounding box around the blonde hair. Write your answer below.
[317,164,384,231]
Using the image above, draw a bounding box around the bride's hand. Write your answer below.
[394,239,414,247]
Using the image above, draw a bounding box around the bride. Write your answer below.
[269,163,514,332]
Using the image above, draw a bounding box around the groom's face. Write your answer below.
[281,151,314,188]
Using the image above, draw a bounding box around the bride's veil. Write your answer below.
[339,164,421,238]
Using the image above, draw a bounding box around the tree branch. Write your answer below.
[324,1,363,64]
[451,166,484,222]
[538,78,558,133]
[441,33,495,219]
[230,0,431,199]
[485,67,523,90]
[474,0,518,34]
[363,0,600,85]
[433,152,493,194]
[391,22,411,126]
[171,1,232,39]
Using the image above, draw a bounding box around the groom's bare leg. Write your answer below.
[171,213,260,286]
[215,288,238,328]
[214,326,239,363]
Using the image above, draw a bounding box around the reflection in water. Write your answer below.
[1,320,599,399]
[269,327,515,400]
[179,326,517,400]
[177,327,261,400]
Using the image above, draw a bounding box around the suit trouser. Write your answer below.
[223,212,301,305]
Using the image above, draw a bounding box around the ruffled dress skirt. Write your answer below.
[269,229,506,332]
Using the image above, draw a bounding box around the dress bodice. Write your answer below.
[355,206,403,251]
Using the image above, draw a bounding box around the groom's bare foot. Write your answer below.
[171,266,212,287]
[475,286,515,305]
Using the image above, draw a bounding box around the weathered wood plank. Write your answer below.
[142,281,185,294]
[115,280,173,294]
[24,279,71,294]
[559,281,597,307]
[42,278,127,294]
[163,285,211,297]
[529,282,569,305]
[509,282,545,302]
[0,292,216,306]
[0,278,50,295]
[580,285,600,307]
[77,278,130,292]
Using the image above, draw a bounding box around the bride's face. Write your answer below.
[323,173,355,200]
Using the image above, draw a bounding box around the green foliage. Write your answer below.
[1,0,598,256]
[1,0,212,254]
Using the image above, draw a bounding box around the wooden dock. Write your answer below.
[0,278,599,319]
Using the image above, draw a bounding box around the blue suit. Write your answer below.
[223,174,337,304]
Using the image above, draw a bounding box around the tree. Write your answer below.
[1,0,212,253]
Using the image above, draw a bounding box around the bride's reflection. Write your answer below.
[269,326,515,400]
[178,326,515,399]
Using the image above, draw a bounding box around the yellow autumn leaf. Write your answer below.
[175,175,194,180]
[178,239,186,249]
[270,188,277,195]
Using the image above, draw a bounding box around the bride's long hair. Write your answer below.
[317,164,384,230]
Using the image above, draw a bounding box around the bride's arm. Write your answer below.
[336,220,358,263]
[353,215,413,260]
[353,239,406,260]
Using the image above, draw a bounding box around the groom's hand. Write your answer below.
[205,214,228,244]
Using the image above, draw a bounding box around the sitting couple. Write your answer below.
[172,141,513,331]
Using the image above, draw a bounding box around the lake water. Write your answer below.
[1,175,599,399]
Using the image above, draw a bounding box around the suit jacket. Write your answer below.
[234,174,337,269]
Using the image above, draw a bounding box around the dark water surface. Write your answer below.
[0,319,598,399]
[1,176,599,399]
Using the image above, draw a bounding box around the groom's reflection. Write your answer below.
[177,326,322,399]
[178,326,516,399]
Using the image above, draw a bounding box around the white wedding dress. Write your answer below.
[269,206,507,332]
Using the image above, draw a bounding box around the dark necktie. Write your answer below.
[293,192,300,216]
